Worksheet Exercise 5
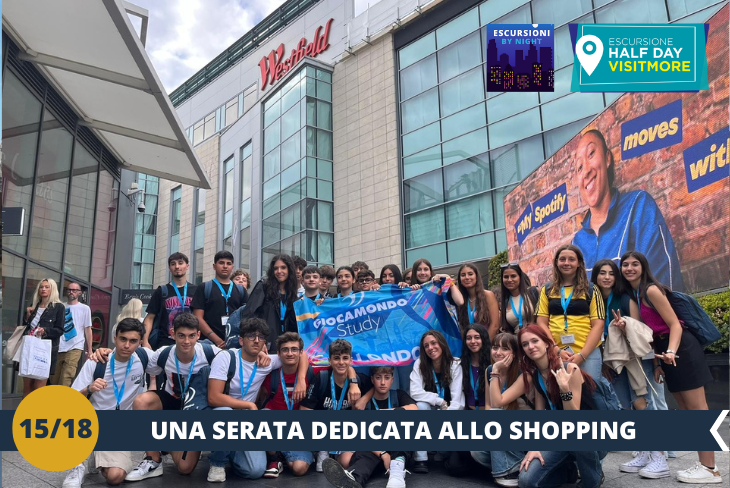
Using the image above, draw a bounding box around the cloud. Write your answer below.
[128,0,287,92]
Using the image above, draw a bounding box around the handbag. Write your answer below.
[18,335,52,380]
[3,326,26,363]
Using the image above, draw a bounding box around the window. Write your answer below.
[203,113,216,140]
[170,186,182,254]
[193,188,206,285]
[260,66,334,267]
[243,84,257,114]
[222,156,234,251]
[240,142,253,271]
[225,98,238,127]
[132,174,159,288]
[65,143,99,281]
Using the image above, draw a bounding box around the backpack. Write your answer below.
[646,290,721,348]
[260,365,316,409]
[92,348,149,390]
[182,350,237,411]
[225,305,247,346]
[148,285,169,350]
[365,390,400,410]
[155,343,216,392]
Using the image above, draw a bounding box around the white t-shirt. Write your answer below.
[59,303,92,353]
[71,347,152,410]
[147,343,221,397]
[209,349,282,402]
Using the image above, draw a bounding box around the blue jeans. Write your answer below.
[471,451,524,477]
[414,402,438,461]
[519,451,607,488]
[580,347,602,382]
[208,451,266,479]
[282,451,313,464]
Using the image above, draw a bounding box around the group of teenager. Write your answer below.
[19,243,716,488]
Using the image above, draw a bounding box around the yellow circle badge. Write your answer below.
[13,386,98,471]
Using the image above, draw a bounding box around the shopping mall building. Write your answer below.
[154,0,724,287]
[1,1,208,405]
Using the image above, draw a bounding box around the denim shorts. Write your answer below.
[281,451,313,464]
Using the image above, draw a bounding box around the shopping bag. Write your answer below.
[18,335,52,380]
[3,326,26,363]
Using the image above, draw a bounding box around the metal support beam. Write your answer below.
[123,1,149,47]
[79,119,182,150]
[18,52,151,92]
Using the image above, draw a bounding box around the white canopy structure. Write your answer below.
[2,0,211,188]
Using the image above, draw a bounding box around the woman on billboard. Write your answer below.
[571,129,685,292]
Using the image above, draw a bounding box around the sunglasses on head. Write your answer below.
[500,262,520,269]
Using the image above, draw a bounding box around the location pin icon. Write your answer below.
[576,34,603,76]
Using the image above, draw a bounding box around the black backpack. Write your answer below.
[182,350,237,411]
[260,365,316,409]
[155,343,216,392]
[645,290,721,348]
[204,280,245,304]
[147,285,169,350]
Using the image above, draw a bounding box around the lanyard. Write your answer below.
[634,287,641,306]
[237,350,258,400]
[213,279,234,314]
[467,301,476,324]
[330,375,350,410]
[469,366,480,410]
[603,292,613,338]
[537,373,556,411]
[172,283,188,311]
[509,295,524,329]
[560,286,574,332]
[175,348,197,404]
[279,297,287,332]
[432,369,444,399]
[110,352,133,410]
[371,395,392,410]
[280,369,298,411]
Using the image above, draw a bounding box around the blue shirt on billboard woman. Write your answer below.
[569,129,684,292]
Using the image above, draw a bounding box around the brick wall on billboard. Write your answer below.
[504,6,729,293]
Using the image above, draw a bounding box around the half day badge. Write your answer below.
[570,23,709,92]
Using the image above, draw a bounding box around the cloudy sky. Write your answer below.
[128,0,287,92]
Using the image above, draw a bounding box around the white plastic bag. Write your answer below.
[18,335,51,380]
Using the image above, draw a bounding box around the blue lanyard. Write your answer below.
[432,369,444,399]
[175,348,197,404]
[213,279,234,314]
[469,366,480,410]
[537,373,556,411]
[603,292,613,338]
[172,283,188,312]
[467,301,476,324]
[560,286,574,332]
[509,295,524,329]
[279,297,287,332]
[110,352,133,410]
[330,375,350,410]
[280,369,298,410]
[371,395,391,410]
[237,350,258,400]
[634,287,641,306]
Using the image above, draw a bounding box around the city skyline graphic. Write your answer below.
[487,24,555,92]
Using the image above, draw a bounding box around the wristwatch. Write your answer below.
[349,375,359,384]
[379,451,389,458]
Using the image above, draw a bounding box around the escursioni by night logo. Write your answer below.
[486,24,555,92]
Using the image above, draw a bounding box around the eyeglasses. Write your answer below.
[244,333,266,342]
[68,289,82,293]
[357,278,373,284]
[280,347,300,354]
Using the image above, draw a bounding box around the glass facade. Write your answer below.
[397,0,722,267]
[187,83,258,147]
[2,45,119,395]
[240,142,253,272]
[169,186,182,254]
[132,174,159,289]
[193,188,206,285]
[261,65,334,268]
[222,156,235,251]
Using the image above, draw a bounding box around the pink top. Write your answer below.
[639,302,673,336]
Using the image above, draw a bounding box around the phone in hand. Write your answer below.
[562,346,575,355]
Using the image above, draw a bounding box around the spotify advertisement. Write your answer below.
[505,6,728,294]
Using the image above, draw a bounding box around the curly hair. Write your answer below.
[548,244,591,299]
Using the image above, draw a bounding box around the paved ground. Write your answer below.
[3,420,728,488]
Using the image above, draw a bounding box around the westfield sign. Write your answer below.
[259,18,334,90]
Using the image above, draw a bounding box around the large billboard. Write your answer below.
[504,6,729,294]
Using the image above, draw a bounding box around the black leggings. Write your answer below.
[349,451,412,486]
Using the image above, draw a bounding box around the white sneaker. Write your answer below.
[386,458,409,488]
[125,457,163,481]
[62,463,86,488]
[207,465,226,483]
[620,451,651,473]
[639,451,670,479]
[676,462,723,484]
[316,451,330,473]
